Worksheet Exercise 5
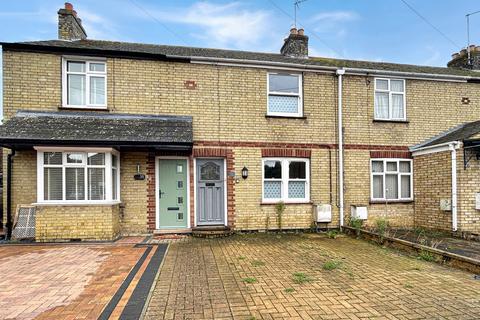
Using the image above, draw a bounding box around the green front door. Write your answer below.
[158,159,188,229]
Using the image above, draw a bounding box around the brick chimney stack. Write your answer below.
[448,45,480,70]
[280,27,309,58]
[58,2,87,41]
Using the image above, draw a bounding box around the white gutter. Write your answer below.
[336,68,345,227]
[175,55,480,82]
[449,142,459,232]
[410,141,459,156]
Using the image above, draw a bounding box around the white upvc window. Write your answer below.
[36,147,120,204]
[62,57,107,109]
[371,159,412,201]
[267,73,303,117]
[262,158,310,203]
[374,78,406,121]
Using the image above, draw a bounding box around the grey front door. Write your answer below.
[196,159,225,225]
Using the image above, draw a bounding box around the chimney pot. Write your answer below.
[281,28,309,58]
[58,2,87,40]
[448,45,480,70]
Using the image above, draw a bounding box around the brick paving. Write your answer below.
[145,233,480,320]
[0,241,146,320]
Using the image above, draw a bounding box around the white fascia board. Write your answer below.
[411,141,461,157]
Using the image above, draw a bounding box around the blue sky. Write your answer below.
[0,0,480,66]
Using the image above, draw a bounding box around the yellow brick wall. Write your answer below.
[35,204,120,242]
[233,147,338,230]
[344,150,414,228]
[4,50,480,233]
[456,150,480,234]
[413,151,452,231]
[2,150,37,223]
[119,152,148,234]
[342,76,480,146]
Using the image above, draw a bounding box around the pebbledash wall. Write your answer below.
[3,50,480,240]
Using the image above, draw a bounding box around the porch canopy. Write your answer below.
[0,110,193,151]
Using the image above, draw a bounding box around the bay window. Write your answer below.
[63,58,107,108]
[37,148,120,203]
[371,159,412,201]
[262,158,310,203]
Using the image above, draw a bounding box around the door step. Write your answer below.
[153,228,191,235]
[192,226,233,238]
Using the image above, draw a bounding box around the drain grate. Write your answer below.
[474,275,480,280]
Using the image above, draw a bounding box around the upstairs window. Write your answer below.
[267,73,303,117]
[374,78,405,121]
[63,58,107,108]
[371,159,412,201]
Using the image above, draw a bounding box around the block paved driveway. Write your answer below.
[0,237,151,320]
[145,233,480,320]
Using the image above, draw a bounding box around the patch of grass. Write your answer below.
[248,317,257,320]
[404,283,414,289]
[322,260,343,271]
[349,217,363,229]
[326,230,339,239]
[292,272,313,284]
[375,218,389,236]
[418,250,436,262]
[284,287,295,293]
[237,256,247,260]
[242,277,257,284]
[251,260,265,267]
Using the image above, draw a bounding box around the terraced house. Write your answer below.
[1,3,480,241]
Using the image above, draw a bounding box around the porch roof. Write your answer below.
[411,120,480,151]
[0,110,193,151]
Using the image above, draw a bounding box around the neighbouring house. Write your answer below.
[1,3,480,241]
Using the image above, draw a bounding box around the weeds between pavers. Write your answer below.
[242,277,257,284]
[251,260,265,267]
[322,260,343,270]
[292,272,313,284]
[284,287,295,293]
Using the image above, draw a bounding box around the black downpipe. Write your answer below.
[6,149,15,240]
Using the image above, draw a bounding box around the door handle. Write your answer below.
[159,189,165,198]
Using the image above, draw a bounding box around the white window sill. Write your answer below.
[34,201,122,207]
[261,200,312,205]
[61,105,108,110]
[373,118,409,123]
[266,114,306,119]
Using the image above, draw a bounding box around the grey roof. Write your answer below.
[0,110,193,149]
[411,120,480,149]
[3,39,480,78]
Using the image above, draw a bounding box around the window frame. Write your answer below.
[35,147,120,204]
[62,56,107,109]
[262,157,310,203]
[267,72,303,117]
[374,78,406,121]
[370,158,413,202]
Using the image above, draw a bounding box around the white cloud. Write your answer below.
[146,1,275,50]
[76,7,121,40]
[421,46,441,66]
[309,10,359,38]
